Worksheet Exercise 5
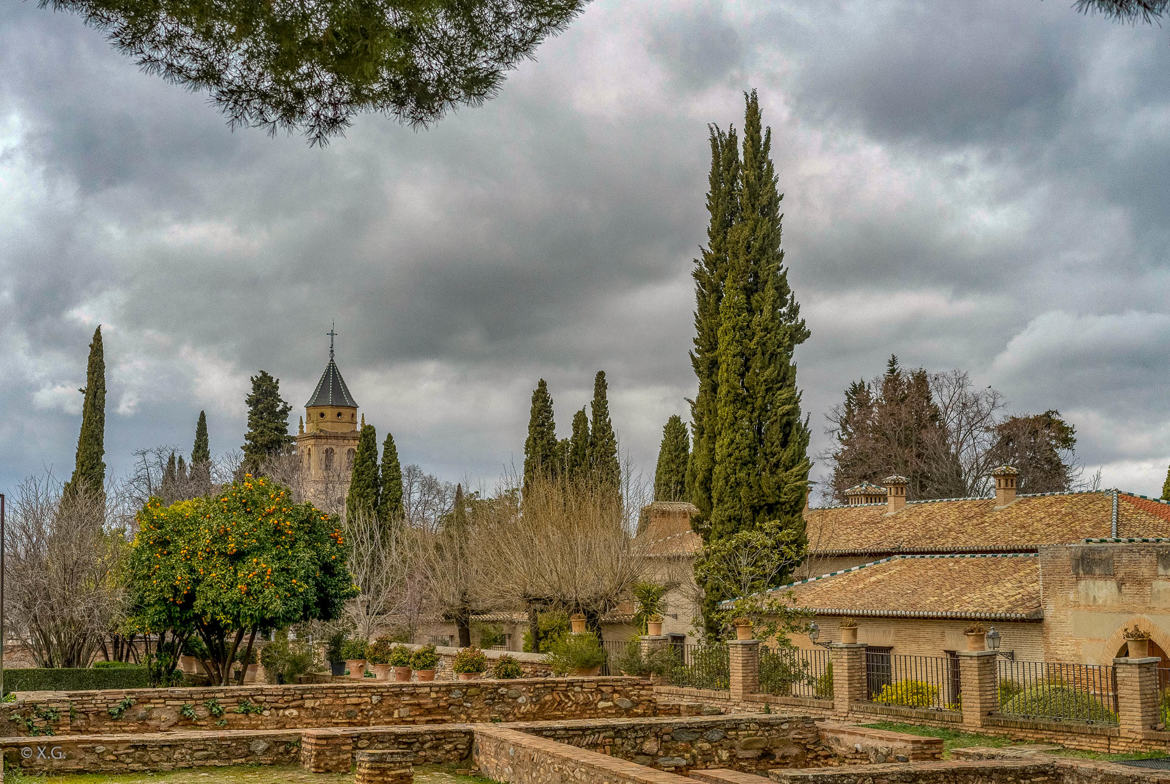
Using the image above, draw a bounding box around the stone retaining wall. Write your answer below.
[0,677,651,736]
[512,714,835,774]
[767,759,1060,783]
[817,723,943,763]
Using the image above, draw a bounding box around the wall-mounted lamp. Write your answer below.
[807,621,833,649]
[986,627,1014,661]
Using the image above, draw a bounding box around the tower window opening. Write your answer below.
[324,448,334,471]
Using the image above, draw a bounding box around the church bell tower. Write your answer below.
[297,325,360,509]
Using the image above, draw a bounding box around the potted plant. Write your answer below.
[411,645,438,681]
[646,615,664,637]
[1124,625,1151,659]
[547,633,607,677]
[570,613,588,634]
[452,647,487,681]
[341,638,368,679]
[366,637,393,680]
[839,617,859,645]
[633,581,666,636]
[325,632,346,677]
[389,645,413,681]
[964,623,987,652]
[733,617,753,641]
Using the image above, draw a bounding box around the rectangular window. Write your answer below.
[866,646,893,698]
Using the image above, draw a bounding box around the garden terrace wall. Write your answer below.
[767,759,1060,783]
[407,644,552,679]
[0,677,653,736]
[511,714,836,774]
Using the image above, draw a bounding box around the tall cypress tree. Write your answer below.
[589,371,621,492]
[241,370,294,475]
[523,379,559,492]
[1163,465,1170,502]
[346,423,381,522]
[191,410,211,486]
[654,415,690,501]
[688,126,740,532]
[568,407,590,482]
[63,326,107,504]
[379,431,404,524]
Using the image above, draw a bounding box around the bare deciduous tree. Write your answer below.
[5,475,125,667]
[343,512,427,641]
[402,464,455,532]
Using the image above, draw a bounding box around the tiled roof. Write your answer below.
[306,357,358,408]
[637,501,702,557]
[774,554,1042,621]
[804,490,1170,555]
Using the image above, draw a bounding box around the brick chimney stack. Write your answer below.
[992,465,1019,507]
[884,475,908,513]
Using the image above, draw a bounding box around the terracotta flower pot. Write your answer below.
[841,626,858,645]
[735,620,753,641]
[457,672,482,681]
[346,659,367,679]
[647,620,663,636]
[1128,638,1150,659]
[371,663,392,680]
[570,614,588,634]
[394,666,413,682]
[416,669,436,682]
[965,632,986,652]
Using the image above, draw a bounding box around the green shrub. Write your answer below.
[325,632,345,664]
[259,632,322,685]
[204,699,225,718]
[366,637,394,665]
[91,660,140,670]
[522,611,570,653]
[452,647,487,675]
[758,648,809,696]
[410,645,439,671]
[998,679,1023,706]
[1001,683,1118,723]
[340,639,368,660]
[492,655,524,679]
[546,633,607,676]
[665,645,729,690]
[872,680,939,709]
[3,668,151,694]
[816,663,834,699]
[388,645,412,667]
[475,623,506,649]
[615,639,679,678]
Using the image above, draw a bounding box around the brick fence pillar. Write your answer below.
[300,728,354,773]
[729,640,760,699]
[1114,656,1162,737]
[355,750,414,784]
[639,634,667,660]
[957,650,998,730]
[829,643,867,717]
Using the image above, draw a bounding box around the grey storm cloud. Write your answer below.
[2,0,1169,499]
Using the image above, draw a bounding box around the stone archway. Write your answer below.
[1103,618,1170,677]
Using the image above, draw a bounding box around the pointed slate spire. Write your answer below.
[306,324,358,408]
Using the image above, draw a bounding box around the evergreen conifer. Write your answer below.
[346,423,381,522]
[654,415,690,501]
[63,326,107,504]
[523,379,559,492]
[379,432,404,524]
[191,410,211,485]
[1163,466,1170,501]
[568,408,590,482]
[588,371,621,493]
[241,370,293,475]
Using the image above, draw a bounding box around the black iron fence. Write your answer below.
[759,646,833,699]
[661,643,730,690]
[997,660,1118,724]
[862,653,957,711]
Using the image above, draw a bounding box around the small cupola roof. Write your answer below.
[306,326,358,408]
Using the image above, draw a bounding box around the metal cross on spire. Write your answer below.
[327,321,338,359]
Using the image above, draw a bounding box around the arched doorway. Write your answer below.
[1115,638,1169,688]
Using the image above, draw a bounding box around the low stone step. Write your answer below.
[689,769,775,783]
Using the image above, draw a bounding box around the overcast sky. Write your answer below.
[2,1,1169,503]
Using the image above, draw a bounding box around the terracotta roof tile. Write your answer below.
[638,501,702,557]
[776,554,1042,621]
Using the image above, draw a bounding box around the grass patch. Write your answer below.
[859,722,1170,762]
[3,763,499,784]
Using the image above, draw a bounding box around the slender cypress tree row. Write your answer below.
[654,415,690,502]
[568,407,590,482]
[346,423,381,522]
[191,410,211,486]
[1163,465,1170,501]
[380,432,404,524]
[588,371,621,493]
[63,326,107,504]
[523,379,559,493]
[687,126,740,532]
[241,370,293,475]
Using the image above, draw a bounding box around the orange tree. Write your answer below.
[129,476,356,685]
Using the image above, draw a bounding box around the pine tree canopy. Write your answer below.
[241,370,294,474]
[654,415,690,502]
[568,407,590,482]
[43,0,587,144]
[63,326,107,504]
[346,423,381,522]
[379,431,404,524]
[523,378,559,492]
[588,370,621,493]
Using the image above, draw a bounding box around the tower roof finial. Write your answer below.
[326,321,338,360]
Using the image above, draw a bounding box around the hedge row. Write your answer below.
[4,667,151,694]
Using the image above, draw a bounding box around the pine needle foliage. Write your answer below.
[241,370,294,475]
[64,326,107,505]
